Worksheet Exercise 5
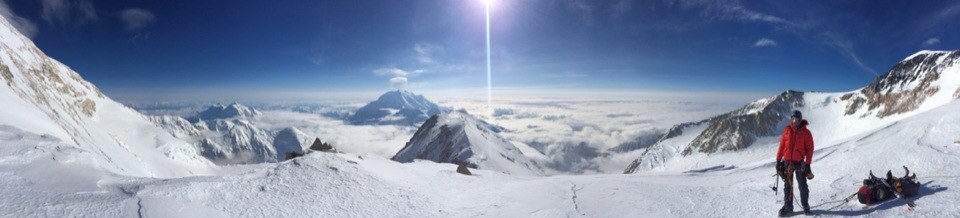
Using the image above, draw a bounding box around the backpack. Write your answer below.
[857,171,895,205]
[857,167,921,205]
[887,167,919,198]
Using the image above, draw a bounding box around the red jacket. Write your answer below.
[776,120,814,164]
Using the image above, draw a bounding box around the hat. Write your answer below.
[791,110,802,119]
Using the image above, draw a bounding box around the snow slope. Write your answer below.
[626,50,960,173]
[393,110,544,176]
[349,90,443,125]
[3,102,959,216]
[0,15,213,177]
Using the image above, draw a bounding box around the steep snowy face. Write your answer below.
[0,16,213,177]
[349,90,443,125]
[842,50,960,117]
[625,50,960,173]
[150,104,313,164]
[191,103,261,122]
[392,110,543,176]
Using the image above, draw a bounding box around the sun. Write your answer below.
[481,0,495,7]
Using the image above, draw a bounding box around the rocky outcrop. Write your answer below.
[309,138,335,152]
[682,91,803,155]
[456,164,472,175]
[843,50,960,117]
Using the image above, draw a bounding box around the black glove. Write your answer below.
[776,161,786,172]
[802,163,810,173]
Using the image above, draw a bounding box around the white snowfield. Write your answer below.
[1,102,959,217]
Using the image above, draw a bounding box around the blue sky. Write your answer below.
[1,0,958,99]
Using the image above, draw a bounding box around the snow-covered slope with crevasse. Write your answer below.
[150,103,314,164]
[626,50,960,173]
[3,101,959,216]
[349,90,443,125]
[0,16,213,177]
[392,110,544,176]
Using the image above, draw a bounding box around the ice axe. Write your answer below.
[770,174,779,193]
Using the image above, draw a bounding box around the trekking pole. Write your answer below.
[771,174,779,194]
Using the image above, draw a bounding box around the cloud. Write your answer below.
[374,67,421,89]
[0,1,38,38]
[120,8,155,31]
[40,0,98,27]
[819,32,877,75]
[752,38,777,47]
[388,77,408,88]
[678,0,791,27]
[413,42,441,64]
[922,37,941,47]
[254,110,418,157]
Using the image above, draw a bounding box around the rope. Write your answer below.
[812,193,858,211]
[917,175,960,180]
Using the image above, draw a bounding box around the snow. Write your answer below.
[903,50,951,61]
[3,102,959,216]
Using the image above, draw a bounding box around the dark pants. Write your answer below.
[781,161,810,210]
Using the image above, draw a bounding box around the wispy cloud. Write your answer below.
[922,37,941,47]
[413,42,441,64]
[119,8,156,31]
[678,0,792,27]
[752,38,777,47]
[0,1,38,38]
[40,0,98,27]
[680,0,881,76]
[820,32,877,76]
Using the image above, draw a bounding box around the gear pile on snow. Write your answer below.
[857,166,920,205]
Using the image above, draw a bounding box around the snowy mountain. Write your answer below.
[392,110,544,176]
[0,16,213,177]
[150,104,314,164]
[190,103,262,122]
[625,50,960,173]
[349,90,443,125]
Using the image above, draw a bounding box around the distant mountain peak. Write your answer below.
[191,102,261,121]
[349,90,443,125]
